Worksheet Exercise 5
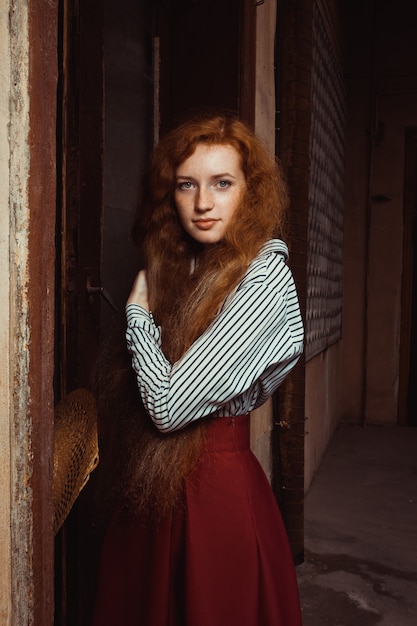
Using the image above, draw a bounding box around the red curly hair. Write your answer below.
[110,114,289,518]
[135,114,289,360]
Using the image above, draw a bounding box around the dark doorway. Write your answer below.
[54,1,256,623]
[55,0,105,623]
[157,0,255,133]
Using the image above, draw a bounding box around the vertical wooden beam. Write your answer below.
[0,1,12,622]
[274,0,313,564]
[4,0,57,623]
[255,0,277,150]
[28,0,58,622]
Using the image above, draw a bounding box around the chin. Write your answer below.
[195,234,223,246]
[187,228,222,246]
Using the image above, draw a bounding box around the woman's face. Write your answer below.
[174,143,246,246]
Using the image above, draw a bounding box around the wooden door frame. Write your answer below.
[3,1,58,623]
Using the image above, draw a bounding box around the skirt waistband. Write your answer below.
[203,415,250,452]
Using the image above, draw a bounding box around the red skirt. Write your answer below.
[93,415,302,626]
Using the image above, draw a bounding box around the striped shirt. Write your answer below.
[126,239,304,433]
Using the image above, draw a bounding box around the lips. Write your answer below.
[193,219,219,230]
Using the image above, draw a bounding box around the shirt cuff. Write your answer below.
[126,302,151,322]
[126,303,161,343]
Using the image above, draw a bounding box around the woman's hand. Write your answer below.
[127,269,149,311]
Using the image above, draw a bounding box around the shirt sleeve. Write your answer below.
[126,249,304,433]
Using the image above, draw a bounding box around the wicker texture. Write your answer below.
[53,388,99,534]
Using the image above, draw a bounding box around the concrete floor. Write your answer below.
[296,424,417,626]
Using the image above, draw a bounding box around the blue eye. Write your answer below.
[178,181,194,190]
[217,180,231,189]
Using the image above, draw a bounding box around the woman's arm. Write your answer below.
[127,269,149,310]
[126,249,303,433]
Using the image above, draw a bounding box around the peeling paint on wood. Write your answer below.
[0,1,12,622]
[1,0,58,621]
[8,0,34,623]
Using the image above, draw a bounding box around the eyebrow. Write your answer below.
[176,172,237,180]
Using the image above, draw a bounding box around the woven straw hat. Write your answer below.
[53,388,99,534]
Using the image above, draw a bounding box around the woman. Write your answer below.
[93,115,304,625]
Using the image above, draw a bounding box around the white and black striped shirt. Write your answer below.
[126,239,304,433]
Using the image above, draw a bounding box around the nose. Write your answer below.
[195,186,214,212]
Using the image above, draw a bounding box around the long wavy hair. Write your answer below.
[98,114,289,520]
